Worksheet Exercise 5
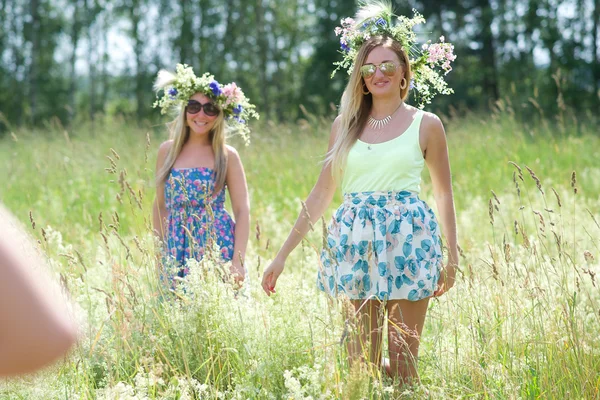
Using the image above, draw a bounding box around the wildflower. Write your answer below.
[331,5,457,107]
[209,81,222,97]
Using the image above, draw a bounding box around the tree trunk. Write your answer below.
[29,0,40,122]
[0,0,7,130]
[593,0,599,102]
[478,0,499,102]
[280,1,299,120]
[85,0,96,125]
[100,7,108,112]
[0,0,7,58]
[178,0,192,65]
[219,0,236,74]
[197,0,209,72]
[10,5,24,124]
[130,0,144,120]
[525,0,539,64]
[540,0,559,72]
[69,0,82,123]
[254,0,269,118]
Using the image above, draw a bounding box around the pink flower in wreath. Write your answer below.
[222,82,243,106]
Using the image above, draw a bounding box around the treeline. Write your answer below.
[0,0,598,131]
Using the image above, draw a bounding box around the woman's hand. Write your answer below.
[261,256,285,296]
[229,261,246,286]
[433,263,456,297]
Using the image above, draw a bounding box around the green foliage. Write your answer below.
[0,110,599,398]
[1,0,599,131]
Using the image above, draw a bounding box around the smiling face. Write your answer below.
[362,45,405,98]
[185,93,220,137]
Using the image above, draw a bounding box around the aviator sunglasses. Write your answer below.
[360,61,398,79]
[186,100,219,116]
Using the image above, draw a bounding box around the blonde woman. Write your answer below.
[261,1,458,385]
[153,64,258,287]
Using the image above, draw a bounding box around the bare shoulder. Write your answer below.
[158,140,174,157]
[419,112,446,150]
[417,111,446,156]
[332,114,342,128]
[329,114,342,142]
[155,140,174,171]
[420,111,446,142]
[226,144,241,160]
[332,114,342,132]
[225,145,244,170]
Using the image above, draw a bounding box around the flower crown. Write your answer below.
[333,2,456,107]
[153,64,259,143]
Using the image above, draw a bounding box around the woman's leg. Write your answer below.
[386,298,430,385]
[347,299,385,370]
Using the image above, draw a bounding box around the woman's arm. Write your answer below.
[0,205,78,376]
[421,113,458,296]
[261,117,340,295]
[225,146,250,284]
[152,141,172,241]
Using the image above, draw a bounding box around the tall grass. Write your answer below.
[0,105,599,399]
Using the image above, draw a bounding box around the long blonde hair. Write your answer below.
[325,36,411,180]
[156,109,228,194]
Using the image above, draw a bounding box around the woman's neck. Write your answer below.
[186,133,212,147]
[370,96,404,119]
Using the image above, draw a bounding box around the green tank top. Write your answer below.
[341,110,424,194]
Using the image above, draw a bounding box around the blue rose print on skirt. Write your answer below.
[317,191,443,301]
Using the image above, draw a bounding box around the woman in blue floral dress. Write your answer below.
[152,64,258,288]
[262,2,459,386]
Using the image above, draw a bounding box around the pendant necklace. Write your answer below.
[366,102,403,150]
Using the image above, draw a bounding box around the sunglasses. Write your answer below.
[360,62,398,79]
[186,100,219,116]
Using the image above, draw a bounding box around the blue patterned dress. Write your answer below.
[163,167,235,280]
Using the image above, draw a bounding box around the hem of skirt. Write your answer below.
[316,286,436,301]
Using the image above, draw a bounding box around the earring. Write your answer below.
[400,77,408,90]
[362,83,370,95]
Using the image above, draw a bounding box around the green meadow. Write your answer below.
[0,106,599,399]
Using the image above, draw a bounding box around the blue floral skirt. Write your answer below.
[317,191,443,301]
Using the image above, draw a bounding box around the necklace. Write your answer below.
[367,102,403,130]
[366,102,403,150]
